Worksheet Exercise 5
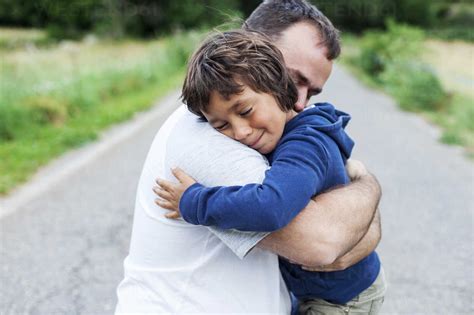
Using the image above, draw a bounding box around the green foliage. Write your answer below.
[0,0,241,39]
[163,30,204,67]
[315,0,395,32]
[357,20,425,77]
[428,2,474,41]
[0,28,51,50]
[0,31,201,193]
[0,72,185,195]
[22,95,69,125]
[314,0,436,32]
[429,27,474,42]
[106,0,237,38]
[313,0,473,39]
[430,94,474,150]
[394,0,437,27]
[0,32,203,143]
[0,0,100,39]
[1,0,470,40]
[0,103,30,140]
[352,20,448,112]
[381,62,447,112]
[344,21,473,155]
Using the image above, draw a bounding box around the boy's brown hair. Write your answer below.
[182,29,298,119]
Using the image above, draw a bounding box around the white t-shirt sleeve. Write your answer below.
[165,109,270,259]
[208,227,267,259]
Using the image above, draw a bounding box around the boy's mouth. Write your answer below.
[248,132,264,149]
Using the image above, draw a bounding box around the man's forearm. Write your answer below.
[315,172,381,258]
[301,208,381,271]
[258,173,381,266]
[334,208,381,263]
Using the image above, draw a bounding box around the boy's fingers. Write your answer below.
[155,198,176,211]
[152,185,161,195]
[165,211,181,219]
[172,167,195,185]
[156,178,176,192]
[153,186,173,200]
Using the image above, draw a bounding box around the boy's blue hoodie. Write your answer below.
[180,103,380,303]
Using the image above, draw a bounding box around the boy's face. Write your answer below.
[203,85,296,154]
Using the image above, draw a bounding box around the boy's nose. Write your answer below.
[233,124,252,142]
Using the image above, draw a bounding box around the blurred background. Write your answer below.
[0,0,472,196]
[0,1,473,314]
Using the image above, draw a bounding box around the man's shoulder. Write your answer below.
[168,106,222,145]
[162,105,269,186]
[165,106,258,156]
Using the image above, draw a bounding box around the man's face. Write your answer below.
[276,22,333,111]
[203,86,296,155]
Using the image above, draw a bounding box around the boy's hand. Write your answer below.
[153,167,196,219]
[345,159,368,181]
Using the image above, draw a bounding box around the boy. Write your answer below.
[155,30,384,314]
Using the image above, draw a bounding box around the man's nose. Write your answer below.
[295,86,309,112]
[233,122,252,141]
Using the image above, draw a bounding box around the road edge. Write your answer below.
[0,90,181,220]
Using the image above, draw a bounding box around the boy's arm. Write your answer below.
[258,172,381,266]
[178,134,330,232]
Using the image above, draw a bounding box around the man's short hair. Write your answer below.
[182,29,298,119]
[244,0,340,60]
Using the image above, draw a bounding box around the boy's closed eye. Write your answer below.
[240,107,252,116]
[213,107,253,131]
[215,122,228,131]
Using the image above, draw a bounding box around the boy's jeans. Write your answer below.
[298,267,387,315]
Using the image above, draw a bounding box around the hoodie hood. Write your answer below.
[283,103,354,160]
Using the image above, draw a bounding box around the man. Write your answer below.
[244,0,339,112]
[245,0,382,273]
[115,1,382,313]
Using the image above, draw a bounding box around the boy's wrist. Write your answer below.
[179,182,205,225]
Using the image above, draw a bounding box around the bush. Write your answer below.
[0,31,205,143]
[381,62,448,112]
[163,31,203,67]
[314,0,436,32]
[0,103,30,141]
[315,0,397,32]
[0,0,241,39]
[394,0,437,27]
[357,20,425,77]
[428,2,474,42]
[350,20,448,113]
[22,95,69,125]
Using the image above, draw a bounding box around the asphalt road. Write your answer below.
[1,65,473,314]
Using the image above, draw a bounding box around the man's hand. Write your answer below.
[300,259,350,272]
[301,240,367,272]
[154,167,196,219]
[259,168,381,267]
[346,159,368,181]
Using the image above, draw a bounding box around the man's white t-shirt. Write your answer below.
[115,105,291,314]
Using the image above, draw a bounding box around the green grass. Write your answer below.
[0,27,51,50]
[0,71,184,194]
[427,94,474,152]
[0,30,203,195]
